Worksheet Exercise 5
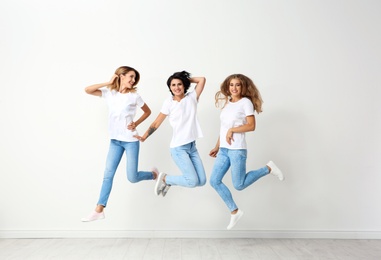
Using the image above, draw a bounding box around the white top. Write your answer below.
[160,91,203,148]
[101,88,145,142]
[219,97,254,149]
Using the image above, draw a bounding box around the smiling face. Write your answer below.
[170,78,185,99]
[229,78,242,101]
[119,70,136,92]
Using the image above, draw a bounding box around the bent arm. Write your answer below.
[128,103,152,131]
[190,77,206,100]
[226,115,256,145]
[230,115,256,133]
[135,103,151,127]
[135,112,167,142]
[84,74,118,97]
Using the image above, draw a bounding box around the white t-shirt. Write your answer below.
[160,91,203,148]
[101,88,145,142]
[219,97,254,149]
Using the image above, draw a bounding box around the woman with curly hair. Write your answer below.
[135,71,206,197]
[209,74,284,230]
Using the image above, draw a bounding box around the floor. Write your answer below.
[0,238,380,259]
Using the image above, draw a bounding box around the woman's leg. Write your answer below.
[188,141,206,186]
[124,141,154,183]
[209,148,238,212]
[166,143,200,187]
[229,149,269,191]
[97,140,124,207]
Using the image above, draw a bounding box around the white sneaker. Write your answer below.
[227,209,244,230]
[267,161,284,181]
[81,211,105,222]
[155,172,167,196]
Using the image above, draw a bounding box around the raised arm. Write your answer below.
[190,76,206,100]
[84,74,118,97]
[134,112,167,142]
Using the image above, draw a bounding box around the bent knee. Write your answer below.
[127,176,139,183]
[198,179,206,187]
[187,180,198,188]
[209,178,220,189]
[233,184,245,191]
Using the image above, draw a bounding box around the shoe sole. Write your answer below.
[155,172,165,196]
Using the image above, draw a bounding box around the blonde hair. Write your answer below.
[215,74,263,113]
[108,66,140,92]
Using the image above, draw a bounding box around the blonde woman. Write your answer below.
[209,74,284,230]
[81,66,155,222]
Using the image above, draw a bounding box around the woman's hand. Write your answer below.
[134,135,146,142]
[209,147,219,158]
[226,129,234,145]
[109,74,118,84]
[127,121,136,131]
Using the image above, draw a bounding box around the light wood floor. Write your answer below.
[0,238,380,259]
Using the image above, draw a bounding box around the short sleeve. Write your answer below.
[243,98,255,116]
[135,93,145,107]
[160,96,172,115]
[100,87,109,98]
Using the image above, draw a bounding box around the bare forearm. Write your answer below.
[229,123,255,134]
[215,138,220,149]
[134,104,151,127]
[191,77,206,99]
[135,111,151,128]
[84,82,108,94]
[141,125,158,140]
[229,116,256,133]
[190,77,206,84]
[135,113,166,142]
[85,75,117,96]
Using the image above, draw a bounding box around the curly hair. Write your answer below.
[166,71,191,95]
[215,74,263,113]
[108,66,140,92]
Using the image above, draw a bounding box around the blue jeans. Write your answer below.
[209,148,269,212]
[166,141,206,187]
[97,139,153,207]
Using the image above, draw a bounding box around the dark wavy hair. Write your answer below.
[166,71,191,95]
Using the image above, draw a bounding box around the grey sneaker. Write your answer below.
[161,184,171,197]
[155,172,166,196]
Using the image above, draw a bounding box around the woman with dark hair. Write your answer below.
[81,66,155,222]
[209,74,285,230]
[135,71,206,197]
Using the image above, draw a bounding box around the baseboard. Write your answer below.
[1,230,381,239]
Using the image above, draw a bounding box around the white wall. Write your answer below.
[1,0,380,238]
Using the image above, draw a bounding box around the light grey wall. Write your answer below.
[1,0,380,237]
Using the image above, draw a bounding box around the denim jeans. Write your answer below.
[97,139,153,207]
[166,141,206,187]
[209,148,269,212]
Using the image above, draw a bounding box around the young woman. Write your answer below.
[135,71,206,197]
[209,74,284,230]
[81,66,155,222]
